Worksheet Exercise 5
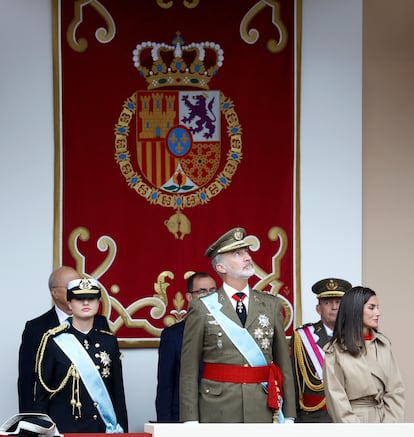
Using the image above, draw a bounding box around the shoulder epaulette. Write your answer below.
[296,322,314,330]
[98,329,114,336]
[252,288,277,298]
[45,322,70,338]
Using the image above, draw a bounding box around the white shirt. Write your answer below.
[323,324,333,337]
[55,306,70,324]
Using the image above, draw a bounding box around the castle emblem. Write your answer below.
[114,33,243,239]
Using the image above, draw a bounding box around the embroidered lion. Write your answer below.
[181,94,216,139]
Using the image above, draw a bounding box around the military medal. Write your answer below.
[258,314,270,328]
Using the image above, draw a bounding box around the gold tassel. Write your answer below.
[292,330,326,412]
[35,322,79,413]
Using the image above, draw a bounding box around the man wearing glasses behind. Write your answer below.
[17,266,109,413]
[155,272,217,422]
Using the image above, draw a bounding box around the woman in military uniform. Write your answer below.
[34,278,128,433]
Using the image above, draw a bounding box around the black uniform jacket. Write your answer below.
[34,324,128,433]
[18,308,109,412]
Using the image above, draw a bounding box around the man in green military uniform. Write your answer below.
[180,227,296,423]
[290,277,352,422]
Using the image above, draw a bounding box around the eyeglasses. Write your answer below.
[189,287,217,296]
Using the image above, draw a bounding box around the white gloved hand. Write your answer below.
[283,418,295,424]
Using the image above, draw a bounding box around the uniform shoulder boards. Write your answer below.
[99,329,114,336]
[297,322,313,330]
[252,288,277,298]
[45,322,69,338]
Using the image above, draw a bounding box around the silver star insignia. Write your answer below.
[254,327,264,339]
[98,351,111,366]
[101,366,110,378]
[261,337,271,350]
[258,314,270,328]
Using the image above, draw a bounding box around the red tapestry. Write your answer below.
[53,0,301,347]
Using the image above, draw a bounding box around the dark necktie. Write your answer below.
[232,292,247,326]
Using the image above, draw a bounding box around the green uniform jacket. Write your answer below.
[179,287,296,423]
[290,320,332,422]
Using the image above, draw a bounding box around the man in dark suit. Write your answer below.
[290,277,352,422]
[180,227,296,423]
[17,266,109,412]
[155,272,217,422]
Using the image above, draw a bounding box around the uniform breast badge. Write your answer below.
[255,314,273,350]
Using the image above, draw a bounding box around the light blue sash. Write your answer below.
[201,292,284,423]
[202,292,267,365]
[54,333,123,433]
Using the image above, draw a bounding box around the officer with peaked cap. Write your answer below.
[180,227,296,423]
[290,277,352,422]
[34,278,128,433]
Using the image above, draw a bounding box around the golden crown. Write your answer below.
[132,33,224,90]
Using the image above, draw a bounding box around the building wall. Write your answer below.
[4,0,404,430]
[300,0,362,324]
[363,0,414,421]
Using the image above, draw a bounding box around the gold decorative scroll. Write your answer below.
[66,0,116,52]
[240,0,288,53]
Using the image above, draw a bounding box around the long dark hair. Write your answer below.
[332,286,377,356]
